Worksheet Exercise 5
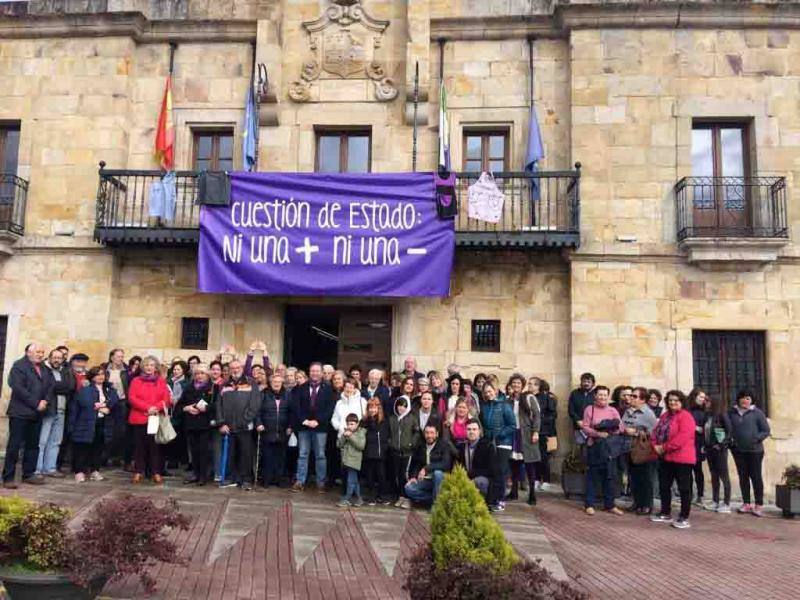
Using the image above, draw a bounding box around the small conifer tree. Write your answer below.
[430,465,518,572]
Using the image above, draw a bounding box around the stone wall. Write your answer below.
[571,28,800,256]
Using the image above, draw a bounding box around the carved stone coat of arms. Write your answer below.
[289,0,398,103]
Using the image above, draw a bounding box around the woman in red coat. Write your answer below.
[650,390,696,530]
[127,356,172,484]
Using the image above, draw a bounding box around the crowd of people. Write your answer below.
[2,344,771,528]
[569,373,771,529]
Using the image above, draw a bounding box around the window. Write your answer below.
[471,320,501,353]
[463,129,509,172]
[181,317,209,350]
[193,130,234,171]
[0,125,21,219]
[691,121,750,211]
[315,129,371,173]
[0,125,20,175]
[692,330,768,414]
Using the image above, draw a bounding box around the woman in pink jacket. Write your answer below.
[650,390,696,529]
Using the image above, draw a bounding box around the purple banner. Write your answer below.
[198,172,454,297]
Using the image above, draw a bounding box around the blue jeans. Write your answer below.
[585,460,616,509]
[404,470,445,506]
[37,411,65,475]
[296,430,327,486]
[342,466,361,501]
[472,476,490,500]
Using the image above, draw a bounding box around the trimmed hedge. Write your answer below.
[430,465,517,572]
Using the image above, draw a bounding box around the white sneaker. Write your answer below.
[703,501,718,511]
[716,503,732,514]
[672,518,691,529]
[535,481,543,491]
[89,471,104,482]
[650,514,672,524]
[541,482,552,492]
[74,473,86,483]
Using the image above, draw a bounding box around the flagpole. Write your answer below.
[412,61,419,172]
[528,36,534,111]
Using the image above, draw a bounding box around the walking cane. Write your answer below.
[219,433,230,488]
[254,431,262,487]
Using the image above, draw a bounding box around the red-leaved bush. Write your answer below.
[403,546,589,600]
[67,494,191,593]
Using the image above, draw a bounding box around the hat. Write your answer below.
[70,353,89,362]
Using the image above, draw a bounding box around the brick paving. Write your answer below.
[2,473,796,599]
[533,492,800,600]
[0,472,429,600]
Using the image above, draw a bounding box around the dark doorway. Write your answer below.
[283,306,392,372]
[284,306,340,372]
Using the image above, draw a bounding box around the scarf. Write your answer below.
[139,373,159,383]
[653,413,673,445]
[193,380,212,392]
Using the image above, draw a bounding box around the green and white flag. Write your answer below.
[438,81,451,171]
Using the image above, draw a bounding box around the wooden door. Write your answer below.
[337,308,392,373]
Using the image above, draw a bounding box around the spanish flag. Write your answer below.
[154,75,174,170]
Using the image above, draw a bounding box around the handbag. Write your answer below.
[546,436,558,453]
[155,408,177,445]
[467,172,505,223]
[630,434,657,464]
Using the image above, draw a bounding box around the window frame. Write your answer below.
[181,317,210,351]
[192,128,234,172]
[691,120,752,179]
[471,320,501,353]
[462,128,510,173]
[692,330,768,415]
[314,127,372,173]
[0,124,21,175]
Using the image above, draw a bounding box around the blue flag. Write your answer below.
[242,79,258,172]
[525,104,544,201]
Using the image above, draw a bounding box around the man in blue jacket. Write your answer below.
[290,362,334,492]
[3,343,52,488]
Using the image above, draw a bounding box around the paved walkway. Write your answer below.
[533,490,800,600]
[0,471,562,599]
[4,473,795,599]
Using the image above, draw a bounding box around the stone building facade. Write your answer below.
[0,0,799,491]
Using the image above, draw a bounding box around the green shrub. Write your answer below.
[430,465,517,573]
[0,497,33,540]
[21,503,70,570]
[782,464,800,489]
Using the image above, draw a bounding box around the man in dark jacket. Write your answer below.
[362,368,392,418]
[457,418,497,504]
[404,423,456,507]
[36,348,74,478]
[256,373,292,487]
[568,372,596,431]
[217,359,261,491]
[290,362,335,492]
[3,344,52,488]
[401,356,425,381]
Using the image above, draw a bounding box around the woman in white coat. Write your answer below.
[331,378,367,435]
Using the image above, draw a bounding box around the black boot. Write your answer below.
[527,487,537,506]
[508,481,519,501]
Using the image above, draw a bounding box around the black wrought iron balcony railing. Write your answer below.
[675,176,788,241]
[94,163,581,248]
[0,173,27,237]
